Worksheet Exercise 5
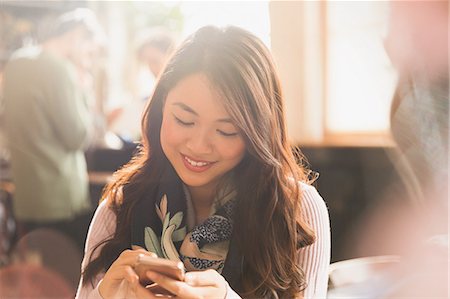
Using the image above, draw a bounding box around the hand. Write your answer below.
[98,248,156,299]
[146,269,228,299]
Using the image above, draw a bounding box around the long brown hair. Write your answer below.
[83,26,315,298]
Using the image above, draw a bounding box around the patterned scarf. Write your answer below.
[130,166,241,277]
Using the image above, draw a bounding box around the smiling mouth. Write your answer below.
[183,155,213,167]
[183,155,214,167]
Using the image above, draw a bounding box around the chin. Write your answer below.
[180,177,210,188]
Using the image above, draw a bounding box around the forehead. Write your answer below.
[165,73,230,118]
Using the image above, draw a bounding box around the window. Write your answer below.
[179,1,270,45]
[93,1,270,139]
[326,1,397,136]
[269,1,397,146]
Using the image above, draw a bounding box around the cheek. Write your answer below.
[160,116,183,151]
[219,139,246,162]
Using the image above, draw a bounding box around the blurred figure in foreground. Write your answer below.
[386,0,448,207]
[382,1,448,296]
[2,8,103,251]
[330,1,448,298]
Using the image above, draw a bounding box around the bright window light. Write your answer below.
[326,1,398,134]
[179,1,270,47]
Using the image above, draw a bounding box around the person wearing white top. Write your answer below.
[76,25,330,299]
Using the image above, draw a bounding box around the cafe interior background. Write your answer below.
[0,0,447,297]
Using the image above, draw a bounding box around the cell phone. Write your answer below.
[135,254,185,282]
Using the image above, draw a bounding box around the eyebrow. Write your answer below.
[172,102,234,123]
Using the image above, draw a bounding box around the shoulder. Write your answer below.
[4,47,39,76]
[6,47,70,81]
[299,181,319,194]
[297,183,331,299]
[299,182,327,210]
[92,200,116,229]
[298,182,329,225]
[8,46,42,62]
[86,200,117,249]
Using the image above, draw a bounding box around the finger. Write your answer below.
[146,271,195,299]
[105,264,138,282]
[131,245,146,251]
[115,249,156,268]
[184,269,224,287]
[119,248,155,259]
[133,246,158,258]
[99,265,140,298]
[115,250,143,267]
[134,283,164,299]
[173,286,222,299]
[124,265,139,286]
[146,283,175,297]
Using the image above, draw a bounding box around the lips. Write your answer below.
[181,154,216,173]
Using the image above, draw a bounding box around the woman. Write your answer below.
[76,26,330,299]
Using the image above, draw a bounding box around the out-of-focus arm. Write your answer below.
[297,183,331,299]
[75,200,117,299]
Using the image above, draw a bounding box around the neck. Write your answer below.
[189,185,214,208]
[188,185,216,225]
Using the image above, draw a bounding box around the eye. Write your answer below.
[173,115,194,126]
[217,130,239,137]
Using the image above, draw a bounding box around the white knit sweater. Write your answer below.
[76,183,330,299]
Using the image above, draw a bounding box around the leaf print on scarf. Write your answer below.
[169,211,183,229]
[131,167,239,285]
[160,211,187,261]
[155,194,168,222]
[144,227,164,257]
[172,226,187,242]
[162,224,182,261]
[169,211,186,242]
[162,211,186,240]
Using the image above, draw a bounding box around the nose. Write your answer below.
[186,128,213,155]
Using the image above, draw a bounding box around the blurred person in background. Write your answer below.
[2,8,104,252]
[137,27,176,81]
[111,27,176,143]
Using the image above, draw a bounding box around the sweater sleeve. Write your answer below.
[298,183,331,299]
[75,200,117,299]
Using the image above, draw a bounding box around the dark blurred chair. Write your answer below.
[0,182,16,266]
[12,228,82,291]
[86,142,138,205]
[86,142,138,173]
[0,263,73,298]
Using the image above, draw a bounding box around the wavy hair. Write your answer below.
[83,26,315,298]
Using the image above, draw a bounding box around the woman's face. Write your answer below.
[160,73,246,196]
